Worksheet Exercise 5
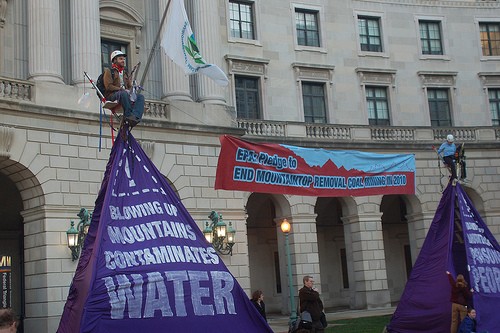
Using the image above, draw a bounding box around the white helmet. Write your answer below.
[110,50,127,62]
[446,134,454,142]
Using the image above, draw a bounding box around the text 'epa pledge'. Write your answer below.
[235,147,297,170]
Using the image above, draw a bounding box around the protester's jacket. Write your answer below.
[448,275,472,306]
[103,67,132,99]
[299,287,323,321]
[438,142,456,157]
[458,316,476,333]
[250,299,266,321]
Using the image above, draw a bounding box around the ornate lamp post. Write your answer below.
[66,221,79,260]
[280,218,297,324]
[203,211,236,255]
[66,208,92,261]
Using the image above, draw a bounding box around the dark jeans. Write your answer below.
[443,155,457,180]
[109,90,144,121]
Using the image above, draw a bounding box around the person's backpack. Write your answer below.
[95,68,113,99]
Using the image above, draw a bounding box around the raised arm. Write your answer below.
[446,271,455,286]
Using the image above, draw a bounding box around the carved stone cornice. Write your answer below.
[0,0,7,28]
[0,125,13,158]
[99,1,144,54]
[225,55,270,79]
[478,72,500,89]
[356,68,397,87]
[417,71,458,87]
[292,62,335,84]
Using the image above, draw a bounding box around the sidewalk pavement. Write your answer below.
[267,307,396,333]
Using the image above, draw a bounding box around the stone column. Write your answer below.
[159,0,191,101]
[406,212,433,265]
[70,0,101,85]
[0,0,7,75]
[27,0,63,83]
[142,1,162,100]
[22,207,61,333]
[276,214,321,317]
[342,212,391,309]
[292,214,321,279]
[275,221,290,315]
[190,0,226,104]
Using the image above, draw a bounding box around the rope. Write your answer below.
[110,114,115,144]
[99,102,103,152]
[432,146,445,192]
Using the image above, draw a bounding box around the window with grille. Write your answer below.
[480,22,500,56]
[101,40,127,72]
[302,82,327,123]
[295,9,320,47]
[489,88,500,125]
[229,1,255,40]
[428,88,452,127]
[358,16,382,52]
[235,76,261,119]
[419,20,443,55]
[366,86,390,126]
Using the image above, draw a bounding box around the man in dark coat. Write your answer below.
[299,275,325,333]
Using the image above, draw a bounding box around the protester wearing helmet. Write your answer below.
[103,50,144,127]
[437,134,458,185]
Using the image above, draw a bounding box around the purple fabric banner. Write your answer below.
[457,186,500,333]
[388,184,500,332]
[57,130,273,333]
[387,184,454,333]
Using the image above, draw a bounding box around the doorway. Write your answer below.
[0,173,24,331]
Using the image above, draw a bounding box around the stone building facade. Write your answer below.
[1,0,500,332]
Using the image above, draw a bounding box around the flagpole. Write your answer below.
[139,0,172,90]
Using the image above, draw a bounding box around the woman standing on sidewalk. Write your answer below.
[250,290,267,321]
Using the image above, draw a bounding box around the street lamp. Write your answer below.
[280,218,297,324]
[66,208,92,261]
[203,211,236,255]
